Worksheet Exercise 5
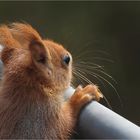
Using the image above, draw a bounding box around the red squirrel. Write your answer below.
[0,23,103,139]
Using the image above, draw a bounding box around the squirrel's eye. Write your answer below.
[63,54,70,65]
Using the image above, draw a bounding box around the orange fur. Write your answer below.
[0,23,102,139]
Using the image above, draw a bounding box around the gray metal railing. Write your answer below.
[64,87,140,139]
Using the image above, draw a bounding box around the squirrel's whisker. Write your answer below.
[72,70,85,85]
[73,67,112,109]
[75,64,117,84]
[80,68,123,108]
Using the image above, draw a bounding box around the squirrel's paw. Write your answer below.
[69,84,103,110]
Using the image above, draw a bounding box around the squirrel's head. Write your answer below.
[0,23,72,94]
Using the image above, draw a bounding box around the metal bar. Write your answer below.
[64,87,140,139]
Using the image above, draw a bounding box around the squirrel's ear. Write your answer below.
[8,23,50,64]
[8,23,42,46]
[0,25,19,64]
[29,41,49,64]
[8,23,51,64]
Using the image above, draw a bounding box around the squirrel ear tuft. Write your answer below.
[8,23,41,46]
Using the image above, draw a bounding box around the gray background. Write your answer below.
[0,1,140,126]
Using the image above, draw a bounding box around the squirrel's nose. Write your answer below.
[63,54,70,65]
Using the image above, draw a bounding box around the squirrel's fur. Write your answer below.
[0,23,102,139]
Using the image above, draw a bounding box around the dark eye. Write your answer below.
[63,54,70,65]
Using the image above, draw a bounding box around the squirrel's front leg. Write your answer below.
[61,84,103,138]
[68,84,103,117]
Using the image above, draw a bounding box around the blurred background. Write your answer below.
[0,1,140,126]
